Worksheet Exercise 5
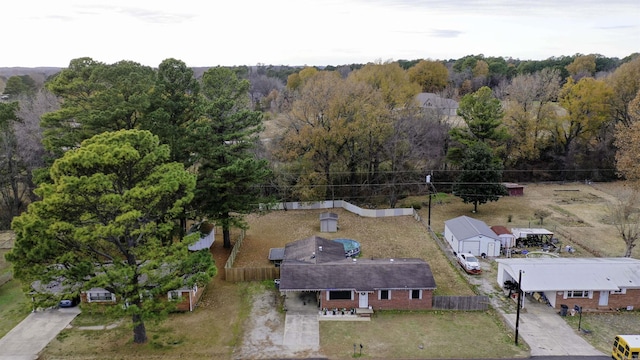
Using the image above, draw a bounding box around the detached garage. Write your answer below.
[444,216,501,257]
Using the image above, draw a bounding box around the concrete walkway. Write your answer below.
[0,307,80,360]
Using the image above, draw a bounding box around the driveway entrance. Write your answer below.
[0,307,80,360]
[283,292,319,351]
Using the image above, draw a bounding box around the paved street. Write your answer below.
[0,307,80,360]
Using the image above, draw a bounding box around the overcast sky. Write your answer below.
[3,0,639,68]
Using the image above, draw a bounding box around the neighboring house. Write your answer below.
[168,284,204,312]
[415,93,459,117]
[491,226,516,250]
[496,257,640,311]
[444,216,501,257]
[278,236,436,311]
[79,229,215,311]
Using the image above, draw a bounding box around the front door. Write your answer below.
[599,291,609,306]
[358,292,368,308]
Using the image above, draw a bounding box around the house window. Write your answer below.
[169,291,181,300]
[612,288,627,295]
[328,291,352,300]
[566,290,589,298]
[379,290,390,300]
[88,292,115,302]
[410,289,421,299]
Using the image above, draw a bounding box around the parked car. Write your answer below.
[59,296,79,308]
[457,252,482,274]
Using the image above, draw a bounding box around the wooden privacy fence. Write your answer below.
[432,295,490,310]
[223,229,282,282]
[225,267,280,282]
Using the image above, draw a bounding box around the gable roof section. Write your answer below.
[496,257,640,292]
[283,235,346,264]
[279,258,436,292]
[445,216,500,241]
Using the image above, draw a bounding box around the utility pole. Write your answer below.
[426,174,435,228]
[515,269,524,345]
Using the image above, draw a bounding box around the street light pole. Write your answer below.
[515,269,524,345]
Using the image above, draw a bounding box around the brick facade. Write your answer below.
[552,289,640,311]
[320,289,433,311]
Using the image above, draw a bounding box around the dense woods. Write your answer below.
[0,54,640,222]
[2,53,640,222]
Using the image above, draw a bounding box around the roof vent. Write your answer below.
[319,246,323,252]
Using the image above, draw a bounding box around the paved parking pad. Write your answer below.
[0,307,80,360]
[283,314,320,351]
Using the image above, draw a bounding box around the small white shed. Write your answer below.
[444,216,501,257]
[320,212,338,233]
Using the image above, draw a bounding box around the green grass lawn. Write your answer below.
[320,309,529,359]
[0,278,31,338]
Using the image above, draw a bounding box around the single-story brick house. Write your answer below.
[496,257,640,311]
[278,236,436,311]
[79,284,203,312]
[78,229,214,311]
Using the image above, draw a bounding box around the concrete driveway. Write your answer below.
[0,307,80,360]
[502,298,604,356]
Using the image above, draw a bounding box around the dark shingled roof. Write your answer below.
[279,236,437,291]
[283,235,346,264]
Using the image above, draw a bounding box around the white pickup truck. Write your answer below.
[456,252,482,274]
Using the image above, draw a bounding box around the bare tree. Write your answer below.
[608,187,640,257]
[0,90,57,227]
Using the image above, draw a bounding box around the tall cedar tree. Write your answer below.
[7,130,215,344]
[452,142,508,212]
[191,67,272,248]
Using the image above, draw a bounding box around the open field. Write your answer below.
[18,181,640,358]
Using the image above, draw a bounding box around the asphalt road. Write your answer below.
[0,307,80,360]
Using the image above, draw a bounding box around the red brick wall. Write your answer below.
[607,289,640,311]
[553,289,640,311]
[320,290,433,310]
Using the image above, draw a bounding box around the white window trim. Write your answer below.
[168,290,182,300]
[409,289,422,300]
[563,290,591,299]
[378,290,391,300]
[87,291,115,303]
[611,288,627,295]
